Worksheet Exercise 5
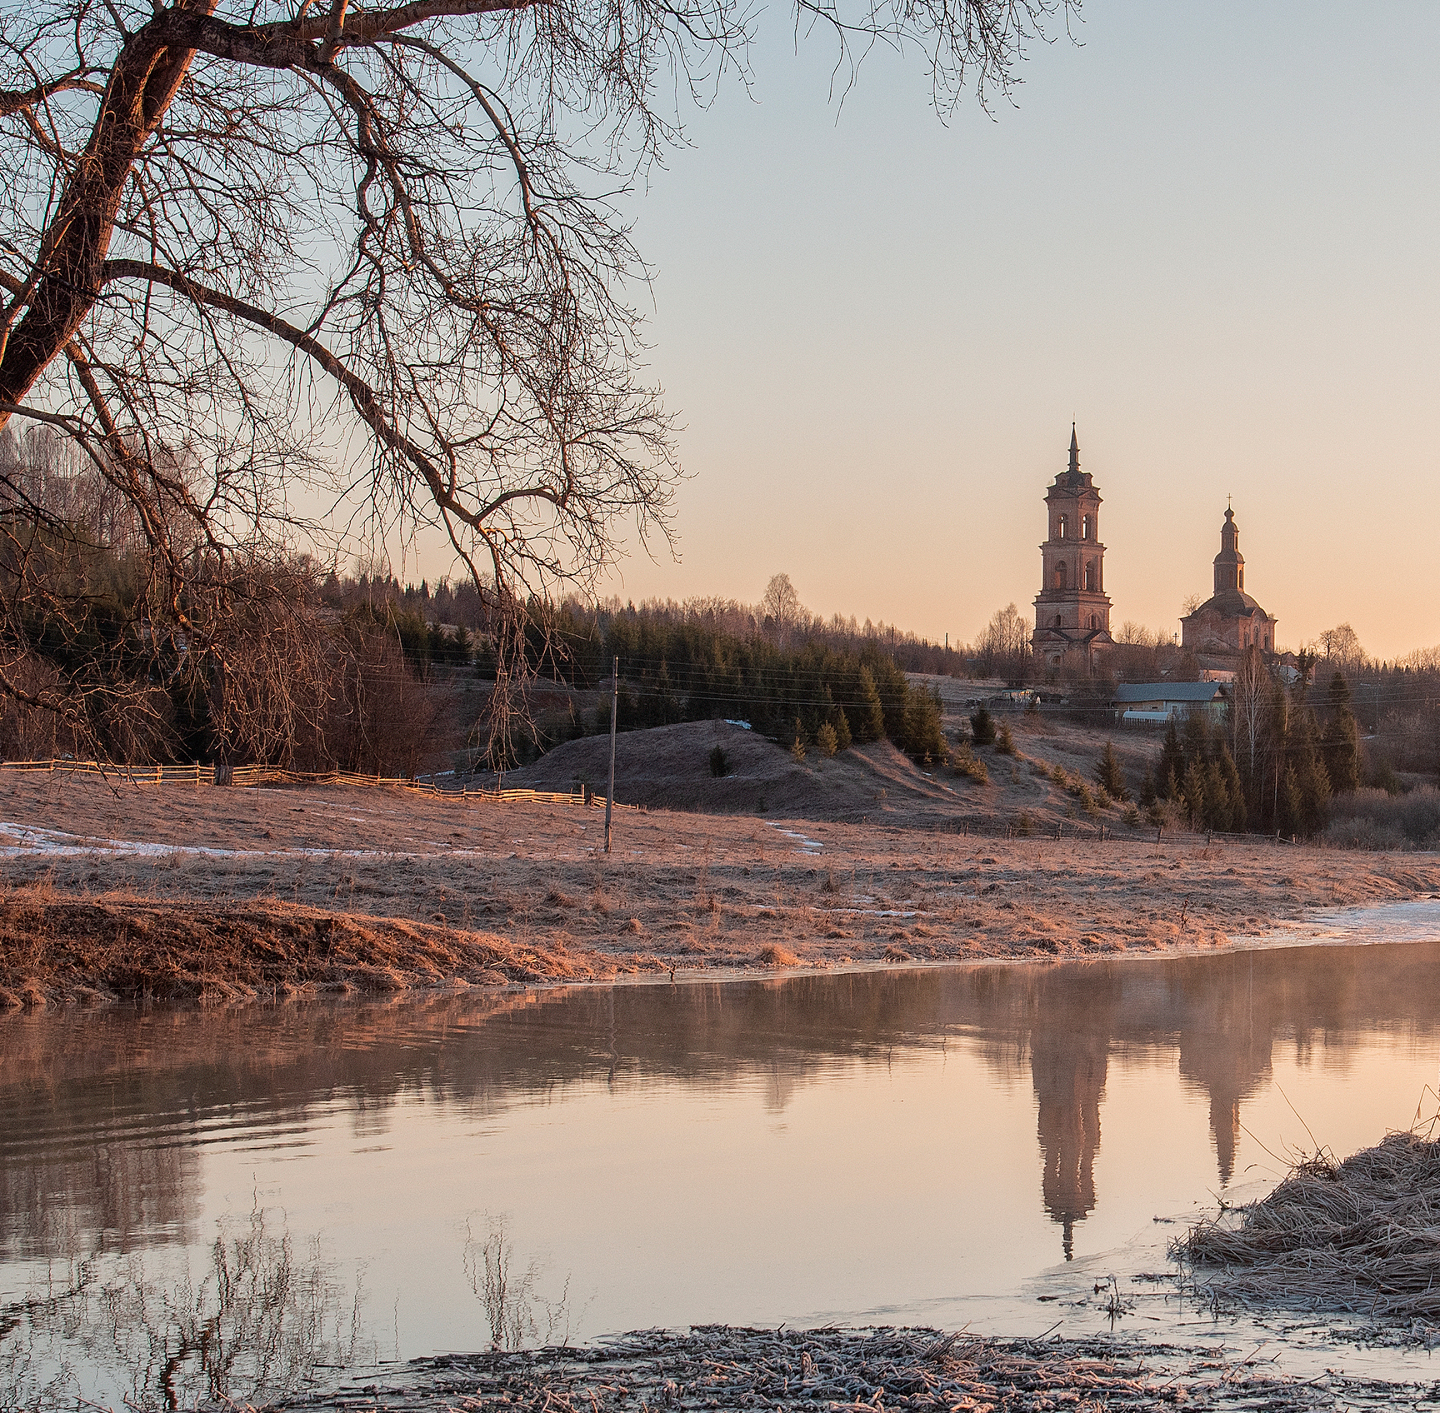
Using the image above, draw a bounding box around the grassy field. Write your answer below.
[2,711,1437,1006]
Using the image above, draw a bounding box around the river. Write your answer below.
[5,916,1440,1407]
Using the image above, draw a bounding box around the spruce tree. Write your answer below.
[1139,767,1157,808]
[970,705,997,746]
[1095,740,1128,800]
[1182,758,1207,827]
[1322,672,1361,794]
[852,667,885,743]
[1219,746,1247,831]
[1158,721,1185,798]
[1202,758,1231,831]
[832,707,853,752]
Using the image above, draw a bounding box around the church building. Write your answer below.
[1031,426,1115,672]
[1179,505,1277,659]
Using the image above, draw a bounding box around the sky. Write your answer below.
[424,3,1440,659]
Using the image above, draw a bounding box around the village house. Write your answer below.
[1112,681,1230,723]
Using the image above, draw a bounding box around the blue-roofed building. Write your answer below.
[1113,681,1229,723]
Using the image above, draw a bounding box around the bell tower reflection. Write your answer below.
[1029,972,1116,1260]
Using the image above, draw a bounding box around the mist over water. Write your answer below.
[3,940,1440,1406]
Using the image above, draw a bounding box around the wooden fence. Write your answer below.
[0,758,623,810]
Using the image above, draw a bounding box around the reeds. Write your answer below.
[1174,1131,1440,1318]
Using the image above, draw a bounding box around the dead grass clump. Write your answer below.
[622,916,643,933]
[546,886,577,908]
[1174,1130,1440,1318]
[757,942,800,967]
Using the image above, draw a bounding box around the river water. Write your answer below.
[5,913,1440,1407]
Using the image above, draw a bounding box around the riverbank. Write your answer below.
[3,776,1438,1006]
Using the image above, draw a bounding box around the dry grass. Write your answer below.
[1174,1130,1440,1318]
[302,1322,1378,1413]
[0,890,628,1007]
[2,769,1439,1008]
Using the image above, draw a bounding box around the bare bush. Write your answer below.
[1322,786,1440,852]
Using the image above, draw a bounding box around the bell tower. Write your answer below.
[1214,503,1244,594]
[1031,426,1114,671]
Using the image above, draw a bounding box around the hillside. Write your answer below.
[484,704,1165,835]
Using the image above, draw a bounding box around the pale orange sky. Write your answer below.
[417,3,1438,661]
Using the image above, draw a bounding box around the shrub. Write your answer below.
[816,721,839,758]
[709,744,729,777]
[1014,810,1033,836]
[969,706,997,746]
[1321,785,1440,850]
[995,722,1015,755]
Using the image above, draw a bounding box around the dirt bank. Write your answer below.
[2,773,1438,1006]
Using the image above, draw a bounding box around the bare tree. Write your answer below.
[977,601,1029,681]
[1231,641,1268,788]
[1181,592,1203,616]
[760,572,804,646]
[0,0,1070,753]
[1318,622,1364,672]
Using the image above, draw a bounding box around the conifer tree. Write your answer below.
[1219,746,1247,831]
[832,707,853,752]
[1158,721,1185,799]
[852,667,886,744]
[1322,672,1361,794]
[970,705,997,746]
[1139,767,1157,808]
[1182,758,1207,827]
[1202,757,1231,831]
[1095,741,1128,800]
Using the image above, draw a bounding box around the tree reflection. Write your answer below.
[0,1205,374,1410]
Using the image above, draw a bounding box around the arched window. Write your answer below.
[1054,562,1066,589]
[1239,568,1245,589]
[1084,561,1095,592]
[1058,515,1068,540]
[1082,515,1091,540]
[1090,614,1098,629]
[1053,614,1062,627]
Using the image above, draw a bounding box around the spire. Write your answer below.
[1068,423,1079,474]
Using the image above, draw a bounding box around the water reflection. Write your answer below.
[1,1206,374,1411]
[1,939,1438,1323]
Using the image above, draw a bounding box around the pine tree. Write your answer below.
[1095,741,1127,800]
[970,705,997,746]
[1322,672,1360,794]
[816,721,839,757]
[832,707,853,752]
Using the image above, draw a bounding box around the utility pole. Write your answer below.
[605,654,618,854]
